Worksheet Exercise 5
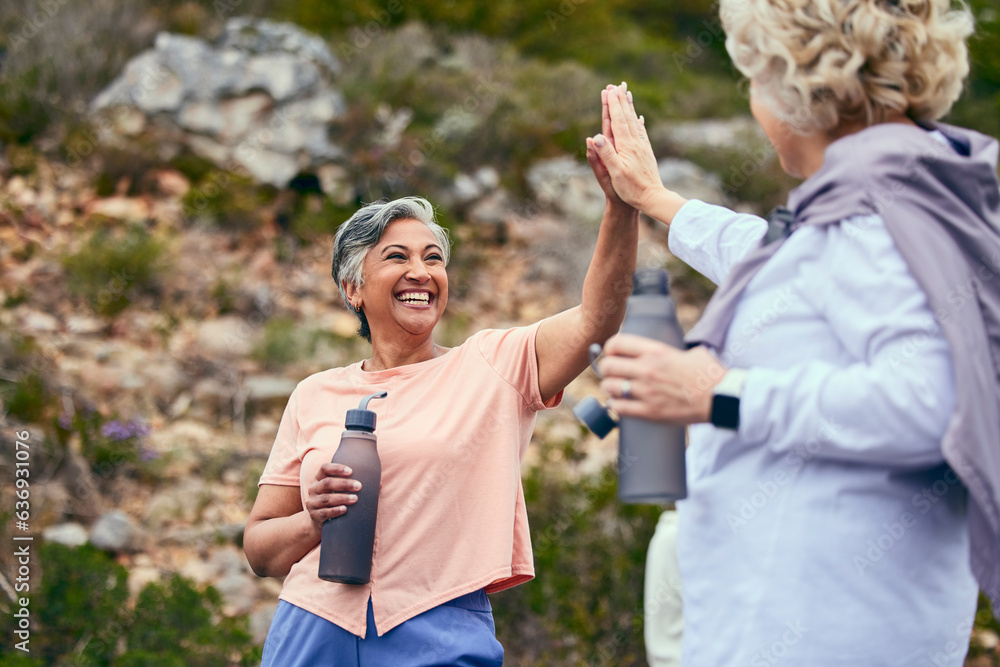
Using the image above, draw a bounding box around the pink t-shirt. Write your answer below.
[258,322,562,637]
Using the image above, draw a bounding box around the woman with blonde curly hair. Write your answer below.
[590,0,1000,663]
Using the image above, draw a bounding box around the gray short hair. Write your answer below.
[331,196,451,341]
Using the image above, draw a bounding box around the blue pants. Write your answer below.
[261,590,504,666]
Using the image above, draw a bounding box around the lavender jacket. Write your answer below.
[686,122,1000,607]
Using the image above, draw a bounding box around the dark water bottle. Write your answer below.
[574,269,687,503]
[318,391,387,584]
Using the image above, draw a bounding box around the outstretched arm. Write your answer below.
[535,84,640,403]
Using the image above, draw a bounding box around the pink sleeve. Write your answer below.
[475,322,563,412]
[258,387,303,487]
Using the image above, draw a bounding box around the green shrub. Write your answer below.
[211,279,238,315]
[252,316,303,368]
[492,440,662,667]
[167,151,218,185]
[0,543,259,666]
[180,169,274,230]
[949,0,1000,140]
[2,372,50,426]
[55,405,157,481]
[0,65,54,145]
[28,542,130,665]
[288,193,357,240]
[0,0,162,145]
[91,143,166,197]
[120,575,258,667]
[244,460,266,505]
[681,142,797,214]
[61,223,168,318]
[0,334,56,425]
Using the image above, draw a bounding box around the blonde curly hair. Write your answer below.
[720,0,975,132]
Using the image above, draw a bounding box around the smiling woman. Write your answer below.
[330,197,451,349]
[243,94,642,666]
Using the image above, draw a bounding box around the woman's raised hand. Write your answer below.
[305,463,361,528]
[586,86,636,214]
[590,83,666,213]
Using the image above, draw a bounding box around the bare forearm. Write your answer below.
[244,510,321,578]
[640,187,688,230]
[580,203,640,340]
[535,203,639,400]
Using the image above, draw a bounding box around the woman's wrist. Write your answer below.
[638,186,688,228]
[299,508,323,544]
[604,200,640,223]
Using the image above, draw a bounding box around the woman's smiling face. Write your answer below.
[349,218,449,340]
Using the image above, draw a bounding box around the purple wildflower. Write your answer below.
[101,420,131,441]
[101,419,151,442]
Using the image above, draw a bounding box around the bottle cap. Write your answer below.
[345,391,388,432]
[632,268,670,296]
[573,396,618,439]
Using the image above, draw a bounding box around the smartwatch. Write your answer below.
[711,368,748,430]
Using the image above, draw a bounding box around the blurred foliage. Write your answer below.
[949,0,1000,140]
[180,168,275,230]
[268,0,737,117]
[2,1,999,663]
[120,574,259,666]
[24,543,129,665]
[90,142,167,198]
[0,333,58,425]
[330,23,608,200]
[61,223,168,317]
[0,65,53,145]
[491,439,663,666]
[287,192,358,240]
[680,142,796,213]
[252,315,303,368]
[0,0,995,156]
[0,543,259,666]
[969,593,1000,662]
[54,400,160,482]
[0,0,155,145]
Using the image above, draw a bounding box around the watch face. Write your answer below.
[711,394,740,430]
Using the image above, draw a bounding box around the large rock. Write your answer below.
[524,154,728,217]
[657,158,727,207]
[652,116,765,151]
[90,509,142,553]
[525,157,606,225]
[144,477,214,528]
[42,522,89,547]
[244,375,297,411]
[193,315,258,359]
[91,18,346,187]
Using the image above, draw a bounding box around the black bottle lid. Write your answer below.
[345,391,388,432]
[573,396,618,439]
[632,268,670,296]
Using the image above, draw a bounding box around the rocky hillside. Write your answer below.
[0,18,752,658]
[3,12,999,667]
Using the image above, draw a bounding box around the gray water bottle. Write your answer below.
[574,269,687,503]
[318,391,387,584]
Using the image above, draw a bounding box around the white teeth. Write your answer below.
[397,293,430,304]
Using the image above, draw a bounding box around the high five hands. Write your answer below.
[589,82,664,213]
[589,83,728,427]
[585,84,635,215]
